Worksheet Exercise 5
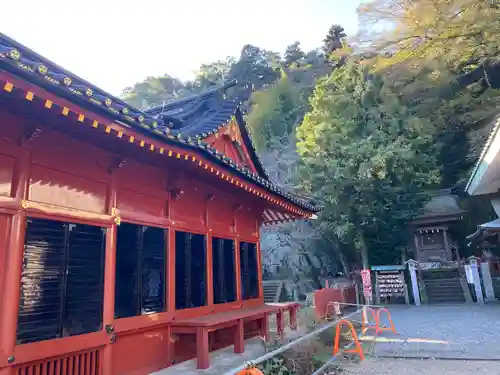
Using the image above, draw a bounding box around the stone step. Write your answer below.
[421,269,460,280]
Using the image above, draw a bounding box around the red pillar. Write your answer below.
[235,238,242,303]
[276,309,284,339]
[102,223,117,375]
[196,327,209,369]
[0,212,26,375]
[261,313,269,341]
[290,307,297,331]
[234,319,244,354]
[206,232,213,308]
[168,229,175,313]
[102,181,117,375]
[256,240,263,300]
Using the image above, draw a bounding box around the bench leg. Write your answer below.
[234,319,245,354]
[261,313,269,341]
[290,308,297,330]
[196,327,210,369]
[276,310,284,339]
[166,326,173,366]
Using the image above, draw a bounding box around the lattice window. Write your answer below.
[175,231,207,309]
[114,223,166,318]
[239,242,259,300]
[17,218,105,344]
[212,237,236,304]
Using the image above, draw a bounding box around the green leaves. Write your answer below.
[296,63,439,265]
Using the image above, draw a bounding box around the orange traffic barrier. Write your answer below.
[333,319,365,361]
[375,308,397,335]
[361,307,379,334]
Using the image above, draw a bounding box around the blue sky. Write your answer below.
[4,0,361,96]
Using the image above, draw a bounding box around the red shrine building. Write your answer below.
[0,34,320,375]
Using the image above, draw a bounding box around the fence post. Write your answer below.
[468,256,484,304]
[406,259,421,306]
[480,260,496,301]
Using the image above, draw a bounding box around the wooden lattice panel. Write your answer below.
[15,348,102,375]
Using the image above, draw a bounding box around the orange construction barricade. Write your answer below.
[333,319,365,361]
[375,308,397,335]
[361,306,379,334]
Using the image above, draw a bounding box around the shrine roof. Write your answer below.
[411,190,465,225]
[0,33,320,213]
[145,83,269,179]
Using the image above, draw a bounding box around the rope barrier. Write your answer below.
[223,304,398,375]
[221,309,362,375]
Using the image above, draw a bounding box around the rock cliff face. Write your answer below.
[258,141,338,281]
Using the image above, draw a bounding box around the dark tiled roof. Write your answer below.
[146,85,240,138]
[146,83,269,179]
[0,33,320,213]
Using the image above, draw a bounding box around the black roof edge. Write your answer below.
[145,79,239,116]
[234,109,269,180]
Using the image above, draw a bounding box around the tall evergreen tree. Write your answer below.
[284,41,306,67]
[323,24,347,59]
[296,63,440,267]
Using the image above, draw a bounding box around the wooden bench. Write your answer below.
[170,304,282,369]
[267,302,301,338]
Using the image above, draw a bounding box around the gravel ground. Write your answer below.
[341,358,500,374]
[333,303,500,375]
[371,304,500,360]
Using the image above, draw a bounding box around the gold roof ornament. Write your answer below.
[37,65,48,75]
[9,49,20,60]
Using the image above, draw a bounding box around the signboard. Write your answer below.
[376,270,405,299]
[360,269,372,298]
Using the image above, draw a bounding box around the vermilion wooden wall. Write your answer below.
[0,106,263,375]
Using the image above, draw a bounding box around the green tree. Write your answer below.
[121,75,195,109]
[296,63,440,267]
[284,41,306,67]
[323,24,347,60]
[194,58,235,90]
[246,76,308,152]
[227,44,281,103]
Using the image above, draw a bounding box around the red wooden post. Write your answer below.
[166,326,173,366]
[290,306,298,331]
[102,223,117,375]
[261,313,270,341]
[276,309,284,339]
[168,229,176,313]
[256,240,263,300]
[196,327,210,369]
[102,180,117,375]
[235,238,242,302]
[0,212,26,375]
[206,232,214,308]
[234,319,244,354]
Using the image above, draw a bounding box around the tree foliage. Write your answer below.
[246,77,307,152]
[296,63,440,266]
[120,9,500,275]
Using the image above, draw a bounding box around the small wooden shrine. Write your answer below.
[0,33,319,375]
[410,190,465,267]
